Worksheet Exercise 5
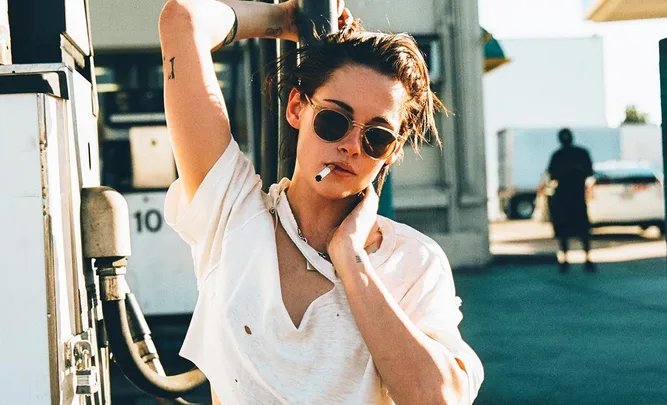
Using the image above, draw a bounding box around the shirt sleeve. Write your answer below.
[399,253,484,405]
[163,139,263,287]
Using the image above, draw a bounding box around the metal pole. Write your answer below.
[278,38,296,180]
[245,38,263,169]
[273,0,337,182]
[659,39,667,249]
[258,1,279,191]
[296,0,337,43]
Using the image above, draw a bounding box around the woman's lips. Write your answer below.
[332,165,355,176]
[329,162,355,175]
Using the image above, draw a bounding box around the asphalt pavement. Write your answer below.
[456,221,667,405]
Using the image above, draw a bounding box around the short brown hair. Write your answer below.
[269,23,446,193]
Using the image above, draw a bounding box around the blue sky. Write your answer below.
[478,0,667,126]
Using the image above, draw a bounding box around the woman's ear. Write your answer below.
[285,88,304,130]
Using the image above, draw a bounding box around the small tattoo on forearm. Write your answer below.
[168,57,175,80]
[265,27,283,37]
[355,255,362,264]
[288,8,297,28]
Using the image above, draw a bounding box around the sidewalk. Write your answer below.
[456,221,667,405]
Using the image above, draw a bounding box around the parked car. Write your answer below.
[533,161,665,234]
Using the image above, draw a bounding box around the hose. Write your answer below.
[102,298,208,398]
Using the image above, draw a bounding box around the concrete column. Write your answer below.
[433,0,490,267]
[451,0,487,210]
[434,0,458,233]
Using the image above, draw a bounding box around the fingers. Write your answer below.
[336,0,353,29]
[337,0,346,16]
[357,185,379,213]
[338,8,353,28]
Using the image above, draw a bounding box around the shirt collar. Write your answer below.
[269,179,395,281]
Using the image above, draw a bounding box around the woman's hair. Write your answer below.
[267,22,446,193]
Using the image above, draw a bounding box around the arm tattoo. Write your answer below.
[168,57,175,80]
[265,26,283,37]
[288,7,297,28]
[355,255,362,264]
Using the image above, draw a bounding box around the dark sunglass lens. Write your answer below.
[363,128,397,158]
[313,110,349,142]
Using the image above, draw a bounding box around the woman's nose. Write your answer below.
[337,125,363,156]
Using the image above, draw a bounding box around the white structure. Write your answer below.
[483,36,609,219]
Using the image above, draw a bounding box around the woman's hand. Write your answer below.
[282,0,355,42]
[328,185,380,259]
[337,0,354,29]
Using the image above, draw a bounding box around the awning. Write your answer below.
[586,0,667,22]
[482,28,510,73]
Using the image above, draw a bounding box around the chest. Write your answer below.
[275,222,334,329]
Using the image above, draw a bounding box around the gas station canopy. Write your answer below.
[483,28,509,73]
[586,0,667,22]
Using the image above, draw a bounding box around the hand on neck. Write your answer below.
[286,177,359,253]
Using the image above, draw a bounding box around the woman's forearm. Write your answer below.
[160,0,297,53]
[220,0,298,43]
[331,248,468,405]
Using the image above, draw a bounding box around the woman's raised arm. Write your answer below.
[158,0,298,201]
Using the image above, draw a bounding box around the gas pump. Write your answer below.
[0,0,339,403]
[0,0,112,401]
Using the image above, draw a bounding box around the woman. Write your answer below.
[159,0,483,404]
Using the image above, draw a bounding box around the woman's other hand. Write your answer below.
[337,0,354,29]
[328,185,380,259]
[285,0,355,42]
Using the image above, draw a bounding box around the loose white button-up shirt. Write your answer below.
[165,139,483,404]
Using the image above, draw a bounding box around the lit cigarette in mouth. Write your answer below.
[315,164,335,182]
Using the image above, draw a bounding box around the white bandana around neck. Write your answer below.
[268,179,395,281]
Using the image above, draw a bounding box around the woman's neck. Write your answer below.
[285,177,357,253]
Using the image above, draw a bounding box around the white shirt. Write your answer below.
[165,139,483,405]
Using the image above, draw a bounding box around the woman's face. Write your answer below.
[286,64,406,199]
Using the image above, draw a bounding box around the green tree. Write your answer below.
[622,105,648,124]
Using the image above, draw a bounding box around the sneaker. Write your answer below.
[584,261,596,272]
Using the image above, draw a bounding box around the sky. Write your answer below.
[478,0,667,127]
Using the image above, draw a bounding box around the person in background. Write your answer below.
[547,128,595,273]
[159,0,484,404]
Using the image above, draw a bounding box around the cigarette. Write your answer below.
[316,164,335,182]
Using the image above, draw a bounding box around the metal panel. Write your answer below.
[89,0,163,50]
[346,0,436,34]
[129,126,176,189]
[0,94,55,404]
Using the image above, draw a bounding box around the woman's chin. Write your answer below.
[314,181,364,201]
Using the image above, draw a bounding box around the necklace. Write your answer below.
[273,190,332,263]
[296,227,332,262]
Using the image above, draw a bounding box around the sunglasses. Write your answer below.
[304,95,405,160]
